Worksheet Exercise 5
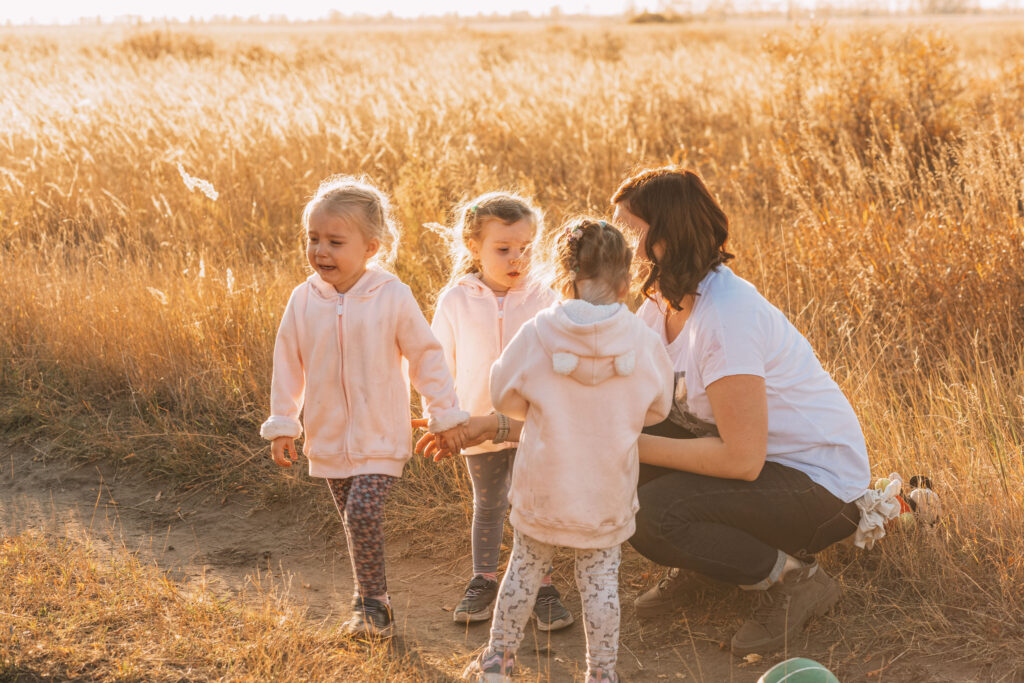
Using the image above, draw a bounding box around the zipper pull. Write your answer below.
[337,293,344,315]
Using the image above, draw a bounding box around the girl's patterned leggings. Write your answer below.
[326,474,397,598]
[485,529,622,677]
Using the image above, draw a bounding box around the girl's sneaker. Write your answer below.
[454,575,500,623]
[462,649,515,682]
[343,596,394,638]
[587,668,621,683]
[533,584,574,631]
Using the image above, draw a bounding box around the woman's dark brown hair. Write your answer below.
[611,167,734,310]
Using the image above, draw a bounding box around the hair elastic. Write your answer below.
[566,226,584,280]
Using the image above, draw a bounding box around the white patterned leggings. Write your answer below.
[485,529,621,676]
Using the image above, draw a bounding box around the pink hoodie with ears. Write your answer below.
[429,274,557,455]
[260,266,468,479]
[490,300,675,549]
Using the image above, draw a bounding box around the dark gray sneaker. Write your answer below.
[533,584,574,631]
[453,576,499,623]
[634,567,724,616]
[730,563,840,656]
[343,596,394,638]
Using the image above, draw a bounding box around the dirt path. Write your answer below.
[0,451,990,682]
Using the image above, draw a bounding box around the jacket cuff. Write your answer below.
[427,409,470,433]
[260,416,302,441]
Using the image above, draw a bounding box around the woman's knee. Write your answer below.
[628,508,676,565]
[630,476,712,565]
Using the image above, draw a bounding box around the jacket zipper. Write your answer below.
[338,293,352,464]
[494,292,505,446]
[496,293,505,355]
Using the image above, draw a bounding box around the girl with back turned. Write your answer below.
[461,219,674,683]
[260,175,468,637]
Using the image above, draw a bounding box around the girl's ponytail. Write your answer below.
[540,218,632,304]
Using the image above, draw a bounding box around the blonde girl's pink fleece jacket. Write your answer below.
[429,274,556,455]
[260,267,469,479]
[490,300,675,549]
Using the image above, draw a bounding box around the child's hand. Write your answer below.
[413,428,453,462]
[412,417,498,461]
[271,437,299,468]
[438,425,469,455]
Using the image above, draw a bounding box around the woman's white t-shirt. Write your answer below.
[636,266,870,503]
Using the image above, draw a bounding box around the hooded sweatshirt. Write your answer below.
[260,266,468,479]
[429,274,556,455]
[489,299,674,549]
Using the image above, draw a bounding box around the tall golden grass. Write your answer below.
[2,18,1024,674]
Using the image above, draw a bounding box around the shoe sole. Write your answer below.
[464,674,512,683]
[344,622,395,639]
[461,657,514,682]
[534,612,574,632]
[460,665,512,683]
[633,575,727,617]
[730,579,841,656]
[453,608,494,624]
[634,595,686,617]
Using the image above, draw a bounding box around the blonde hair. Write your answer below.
[426,191,542,289]
[537,217,632,305]
[302,175,402,267]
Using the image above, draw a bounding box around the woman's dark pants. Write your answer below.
[629,420,860,586]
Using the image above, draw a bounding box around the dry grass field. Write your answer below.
[2,16,1024,681]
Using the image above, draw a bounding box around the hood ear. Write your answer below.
[552,352,580,375]
[614,351,636,376]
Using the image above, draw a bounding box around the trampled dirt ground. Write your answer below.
[0,449,999,682]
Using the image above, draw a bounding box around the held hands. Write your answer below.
[437,425,470,455]
[271,436,299,468]
[411,415,496,462]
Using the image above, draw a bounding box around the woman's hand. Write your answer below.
[271,436,299,468]
[411,415,499,461]
[638,374,768,481]
[437,424,469,454]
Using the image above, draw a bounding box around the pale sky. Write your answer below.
[4,0,1017,24]
[3,0,643,24]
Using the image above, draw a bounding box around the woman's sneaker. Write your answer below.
[634,567,723,617]
[462,649,515,682]
[343,596,394,638]
[533,584,574,631]
[454,576,500,623]
[730,563,840,656]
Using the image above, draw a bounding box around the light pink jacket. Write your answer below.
[260,267,468,479]
[430,274,556,455]
[490,300,674,549]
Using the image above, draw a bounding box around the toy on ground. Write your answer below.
[904,474,941,525]
[758,657,839,683]
[875,472,941,528]
[908,486,941,524]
